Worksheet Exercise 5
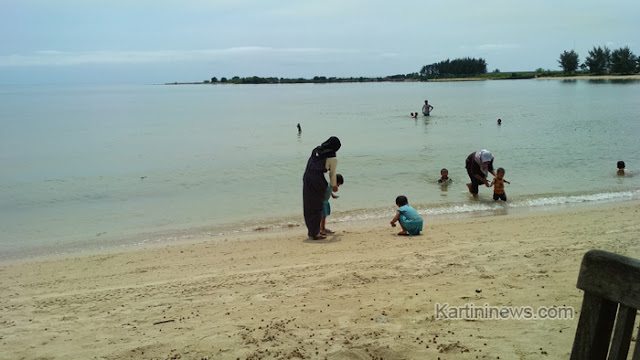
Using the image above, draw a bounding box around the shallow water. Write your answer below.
[1,79,639,260]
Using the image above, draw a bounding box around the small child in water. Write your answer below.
[490,167,510,201]
[320,174,343,235]
[390,195,423,236]
[437,168,453,184]
[617,161,631,176]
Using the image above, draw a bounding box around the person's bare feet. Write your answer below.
[312,234,327,240]
[466,183,472,192]
[397,231,409,236]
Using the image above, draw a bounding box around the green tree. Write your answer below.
[211,77,218,83]
[220,77,228,83]
[610,46,638,74]
[419,57,487,77]
[584,46,611,74]
[558,50,579,74]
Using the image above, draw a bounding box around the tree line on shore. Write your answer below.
[188,45,639,85]
[558,45,639,75]
[419,57,487,77]
[201,74,422,85]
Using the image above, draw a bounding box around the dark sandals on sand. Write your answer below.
[312,234,327,240]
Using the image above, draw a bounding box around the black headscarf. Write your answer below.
[316,136,341,158]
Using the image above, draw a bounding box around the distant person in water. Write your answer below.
[410,112,414,118]
[390,195,423,236]
[422,100,434,116]
[413,112,418,119]
[617,161,631,176]
[465,150,496,197]
[497,118,502,125]
[297,123,302,133]
[437,168,452,185]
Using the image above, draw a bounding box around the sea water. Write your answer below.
[1,79,639,261]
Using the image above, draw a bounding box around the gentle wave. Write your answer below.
[236,189,640,233]
[422,189,640,216]
[5,189,637,263]
[513,190,639,208]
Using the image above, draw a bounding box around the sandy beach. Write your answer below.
[2,201,640,360]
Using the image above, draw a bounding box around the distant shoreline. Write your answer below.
[534,74,640,80]
[431,74,640,82]
[165,73,640,85]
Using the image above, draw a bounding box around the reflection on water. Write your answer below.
[588,78,640,85]
[558,78,640,85]
[608,79,640,85]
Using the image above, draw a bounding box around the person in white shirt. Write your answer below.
[422,100,434,116]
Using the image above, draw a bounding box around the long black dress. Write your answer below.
[302,137,340,238]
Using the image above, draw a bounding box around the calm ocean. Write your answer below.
[1,79,639,261]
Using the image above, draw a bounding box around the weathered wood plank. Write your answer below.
[632,325,640,360]
[577,250,640,309]
[570,291,617,360]
[608,305,636,360]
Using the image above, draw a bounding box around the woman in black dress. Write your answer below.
[303,136,341,239]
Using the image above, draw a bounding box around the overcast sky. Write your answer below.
[1,0,638,84]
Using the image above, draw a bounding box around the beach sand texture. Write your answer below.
[2,202,640,360]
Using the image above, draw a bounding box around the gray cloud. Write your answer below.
[0,47,364,67]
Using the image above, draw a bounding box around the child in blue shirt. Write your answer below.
[390,195,423,236]
[320,174,343,236]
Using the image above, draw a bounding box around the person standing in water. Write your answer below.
[490,167,510,201]
[422,100,434,116]
[465,149,496,197]
[302,136,341,240]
